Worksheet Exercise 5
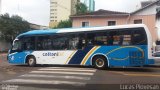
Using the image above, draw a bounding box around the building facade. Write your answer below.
[0,0,1,14]
[49,0,79,28]
[71,0,160,45]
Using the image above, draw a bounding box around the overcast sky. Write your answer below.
[1,0,148,26]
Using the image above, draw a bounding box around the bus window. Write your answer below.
[68,34,86,50]
[36,36,52,50]
[119,30,132,46]
[77,33,86,49]
[52,35,68,50]
[109,29,132,46]
[94,32,108,45]
[68,35,79,50]
[110,31,120,45]
[87,33,95,46]
[132,28,147,45]
[23,36,35,50]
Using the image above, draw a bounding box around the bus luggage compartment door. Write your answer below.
[129,51,145,66]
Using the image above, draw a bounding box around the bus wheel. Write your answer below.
[93,56,107,69]
[27,56,36,67]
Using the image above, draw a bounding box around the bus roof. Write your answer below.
[18,24,147,37]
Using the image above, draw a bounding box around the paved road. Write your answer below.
[1,54,160,90]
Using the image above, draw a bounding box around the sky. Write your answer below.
[1,0,148,26]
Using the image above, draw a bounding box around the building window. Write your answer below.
[134,19,142,24]
[50,17,54,18]
[108,21,116,26]
[51,9,57,11]
[82,22,89,27]
[51,2,57,4]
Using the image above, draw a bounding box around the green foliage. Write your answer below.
[54,20,72,29]
[75,2,88,15]
[0,13,30,42]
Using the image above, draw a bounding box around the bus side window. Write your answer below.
[23,37,35,50]
[110,31,119,45]
[43,37,52,50]
[52,36,68,50]
[87,33,95,46]
[132,28,147,45]
[36,36,52,50]
[68,34,86,50]
[94,32,108,45]
[77,33,86,50]
[110,29,132,46]
[119,30,132,46]
[68,35,79,50]
[108,36,114,45]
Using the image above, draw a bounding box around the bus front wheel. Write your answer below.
[93,56,107,69]
[27,56,36,67]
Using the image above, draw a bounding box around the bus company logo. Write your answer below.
[11,56,14,61]
[42,52,64,57]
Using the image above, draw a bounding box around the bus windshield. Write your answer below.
[12,40,22,51]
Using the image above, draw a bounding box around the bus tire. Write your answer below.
[27,56,36,67]
[93,56,107,69]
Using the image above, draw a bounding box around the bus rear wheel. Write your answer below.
[93,56,107,69]
[27,56,36,67]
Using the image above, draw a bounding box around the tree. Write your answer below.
[54,19,72,29]
[75,2,88,15]
[0,13,30,43]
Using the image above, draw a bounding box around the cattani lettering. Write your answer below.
[42,52,64,56]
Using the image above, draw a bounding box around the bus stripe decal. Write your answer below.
[106,46,144,58]
[81,46,97,65]
[81,46,100,65]
[68,46,94,64]
[65,51,77,64]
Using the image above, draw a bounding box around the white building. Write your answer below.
[0,0,1,14]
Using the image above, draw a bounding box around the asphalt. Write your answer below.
[1,54,160,90]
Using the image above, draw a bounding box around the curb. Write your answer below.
[144,65,160,68]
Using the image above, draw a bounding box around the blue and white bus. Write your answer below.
[8,24,154,69]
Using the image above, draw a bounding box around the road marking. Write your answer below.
[109,71,125,74]
[30,71,94,75]
[123,73,160,77]
[109,71,160,77]
[19,74,91,80]
[3,79,86,86]
[38,68,96,72]
[44,67,95,70]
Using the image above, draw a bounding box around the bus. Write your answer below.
[7,24,154,69]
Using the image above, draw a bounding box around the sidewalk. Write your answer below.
[0,53,7,63]
[0,53,7,56]
[145,65,160,68]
